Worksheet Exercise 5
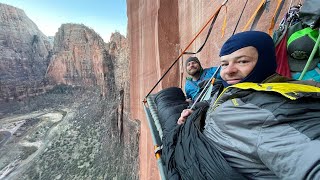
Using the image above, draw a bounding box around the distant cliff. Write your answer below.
[0,3,51,101]
[0,3,130,102]
[46,24,105,87]
[0,3,138,179]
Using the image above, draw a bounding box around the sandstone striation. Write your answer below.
[0,3,51,101]
[46,24,106,89]
[127,0,304,179]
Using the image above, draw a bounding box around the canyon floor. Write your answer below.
[0,86,139,180]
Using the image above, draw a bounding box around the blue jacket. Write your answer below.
[185,67,219,100]
[292,63,320,82]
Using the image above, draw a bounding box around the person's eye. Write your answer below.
[238,60,249,65]
[221,63,228,68]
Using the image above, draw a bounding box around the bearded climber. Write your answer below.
[184,56,220,101]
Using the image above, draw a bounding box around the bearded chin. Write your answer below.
[188,69,200,76]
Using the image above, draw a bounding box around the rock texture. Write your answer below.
[46,24,106,89]
[0,3,139,180]
[106,32,130,111]
[0,87,139,180]
[127,0,304,179]
[0,3,52,101]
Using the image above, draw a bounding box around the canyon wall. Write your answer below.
[0,3,139,179]
[0,3,51,101]
[0,3,131,104]
[127,0,303,179]
[46,24,106,88]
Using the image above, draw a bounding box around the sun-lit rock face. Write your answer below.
[0,3,51,101]
[46,24,131,101]
[46,23,106,88]
[127,0,300,179]
[0,3,139,180]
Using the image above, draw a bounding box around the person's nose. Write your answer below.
[224,63,237,74]
[188,64,196,69]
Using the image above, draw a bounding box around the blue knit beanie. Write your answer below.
[219,31,277,87]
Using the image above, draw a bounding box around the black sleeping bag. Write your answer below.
[154,87,189,138]
[154,87,245,180]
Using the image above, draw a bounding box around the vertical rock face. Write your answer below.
[127,1,180,179]
[0,3,51,101]
[127,0,302,179]
[107,32,130,111]
[46,24,106,89]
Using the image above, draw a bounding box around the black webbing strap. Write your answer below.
[232,0,248,35]
[183,7,222,55]
[144,3,227,99]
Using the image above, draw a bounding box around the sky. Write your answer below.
[0,0,127,42]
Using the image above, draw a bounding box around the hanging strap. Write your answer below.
[221,6,228,38]
[232,0,249,34]
[242,0,267,31]
[190,0,248,106]
[183,4,224,54]
[268,0,285,35]
[144,1,228,99]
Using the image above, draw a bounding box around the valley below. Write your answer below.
[0,86,139,180]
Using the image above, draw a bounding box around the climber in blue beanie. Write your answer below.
[219,31,277,87]
[179,31,320,179]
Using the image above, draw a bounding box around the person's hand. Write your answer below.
[177,109,193,125]
[186,98,192,103]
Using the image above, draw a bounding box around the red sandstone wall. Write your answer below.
[127,0,180,179]
[127,0,303,179]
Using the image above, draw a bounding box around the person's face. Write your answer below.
[220,46,258,85]
[186,61,201,76]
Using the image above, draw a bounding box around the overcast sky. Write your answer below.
[0,0,127,42]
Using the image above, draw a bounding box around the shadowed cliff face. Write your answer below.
[0,3,52,101]
[0,3,139,180]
